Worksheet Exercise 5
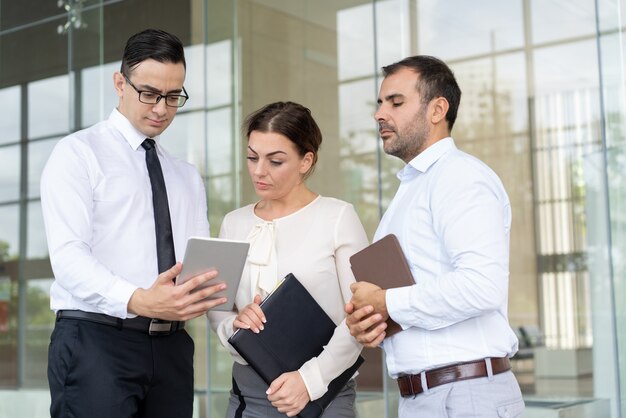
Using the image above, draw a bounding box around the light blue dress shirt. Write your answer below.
[378,137,519,377]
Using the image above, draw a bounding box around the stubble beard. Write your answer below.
[382,108,430,163]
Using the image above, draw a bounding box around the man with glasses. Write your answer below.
[41,29,226,418]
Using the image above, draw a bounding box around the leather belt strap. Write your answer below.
[397,357,511,397]
[56,310,184,336]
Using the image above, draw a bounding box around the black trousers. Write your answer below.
[48,316,194,418]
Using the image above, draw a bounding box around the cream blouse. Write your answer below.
[208,196,368,400]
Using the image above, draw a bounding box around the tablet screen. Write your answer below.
[176,237,249,311]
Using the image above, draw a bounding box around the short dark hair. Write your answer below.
[120,29,186,75]
[244,101,322,179]
[383,55,461,131]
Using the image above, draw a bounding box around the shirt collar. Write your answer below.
[397,137,456,181]
[108,108,161,151]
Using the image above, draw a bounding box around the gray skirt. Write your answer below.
[226,362,357,418]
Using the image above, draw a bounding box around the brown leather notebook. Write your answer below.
[349,234,414,337]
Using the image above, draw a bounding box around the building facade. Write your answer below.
[1,0,626,417]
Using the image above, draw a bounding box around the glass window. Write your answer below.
[28,75,70,139]
[0,145,21,203]
[0,205,19,261]
[0,87,21,145]
[531,0,596,44]
[160,111,207,173]
[0,274,16,388]
[23,278,54,387]
[27,202,48,260]
[418,0,524,59]
[183,45,207,112]
[375,0,410,70]
[206,40,233,108]
[1,2,69,30]
[207,108,233,177]
[81,62,120,128]
[28,137,60,199]
[337,3,375,81]
[338,77,381,235]
[184,41,233,110]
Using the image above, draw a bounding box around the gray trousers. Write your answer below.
[227,362,357,418]
[398,370,524,418]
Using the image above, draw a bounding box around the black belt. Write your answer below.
[56,310,185,336]
[397,357,511,397]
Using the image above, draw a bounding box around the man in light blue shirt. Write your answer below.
[345,55,525,417]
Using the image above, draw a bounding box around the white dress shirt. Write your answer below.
[41,109,210,318]
[379,137,519,378]
[208,196,368,401]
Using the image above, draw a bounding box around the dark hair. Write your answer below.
[244,101,322,179]
[383,55,461,131]
[120,29,186,75]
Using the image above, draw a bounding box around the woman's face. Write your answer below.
[246,130,313,201]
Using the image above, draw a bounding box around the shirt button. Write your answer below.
[503,409,510,418]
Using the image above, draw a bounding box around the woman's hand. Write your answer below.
[267,371,310,417]
[233,294,265,333]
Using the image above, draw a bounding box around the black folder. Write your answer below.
[228,273,364,418]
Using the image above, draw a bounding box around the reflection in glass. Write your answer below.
[338,78,381,235]
[206,40,233,109]
[0,274,16,387]
[81,62,120,128]
[27,202,48,259]
[28,75,70,139]
[533,41,600,350]
[0,204,19,261]
[531,0,595,44]
[375,0,410,71]
[184,41,233,110]
[28,138,60,199]
[0,87,21,145]
[160,112,207,173]
[23,278,54,387]
[207,108,233,176]
[183,45,207,112]
[207,176,235,237]
[418,0,524,59]
[0,146,21,203]
[337,3,374,81]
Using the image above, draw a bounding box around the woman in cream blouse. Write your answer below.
[209,101,368,417]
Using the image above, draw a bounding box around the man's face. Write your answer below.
[374,67,431,163]
[114,59,186,138]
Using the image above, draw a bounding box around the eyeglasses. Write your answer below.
[123,74,189,108]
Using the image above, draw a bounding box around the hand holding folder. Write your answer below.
[228,273,364,418]
[349,234,415,337]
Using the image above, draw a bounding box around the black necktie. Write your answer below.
[141,139,176,273]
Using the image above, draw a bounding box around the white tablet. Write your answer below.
[176,237,249,311]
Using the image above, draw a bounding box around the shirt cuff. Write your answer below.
[386,286,413,330]
[386,285,449,330]
[299,358,326,401]
[109,280,140,319]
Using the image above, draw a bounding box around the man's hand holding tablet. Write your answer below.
[176,237,250,311]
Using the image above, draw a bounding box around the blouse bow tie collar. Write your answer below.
[246,221,279,299]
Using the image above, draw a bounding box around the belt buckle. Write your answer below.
[149,319,173,336]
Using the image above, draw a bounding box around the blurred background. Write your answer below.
[1,0,626,417]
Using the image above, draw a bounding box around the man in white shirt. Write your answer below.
[345,56,525,417]
[41,29,227,418]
